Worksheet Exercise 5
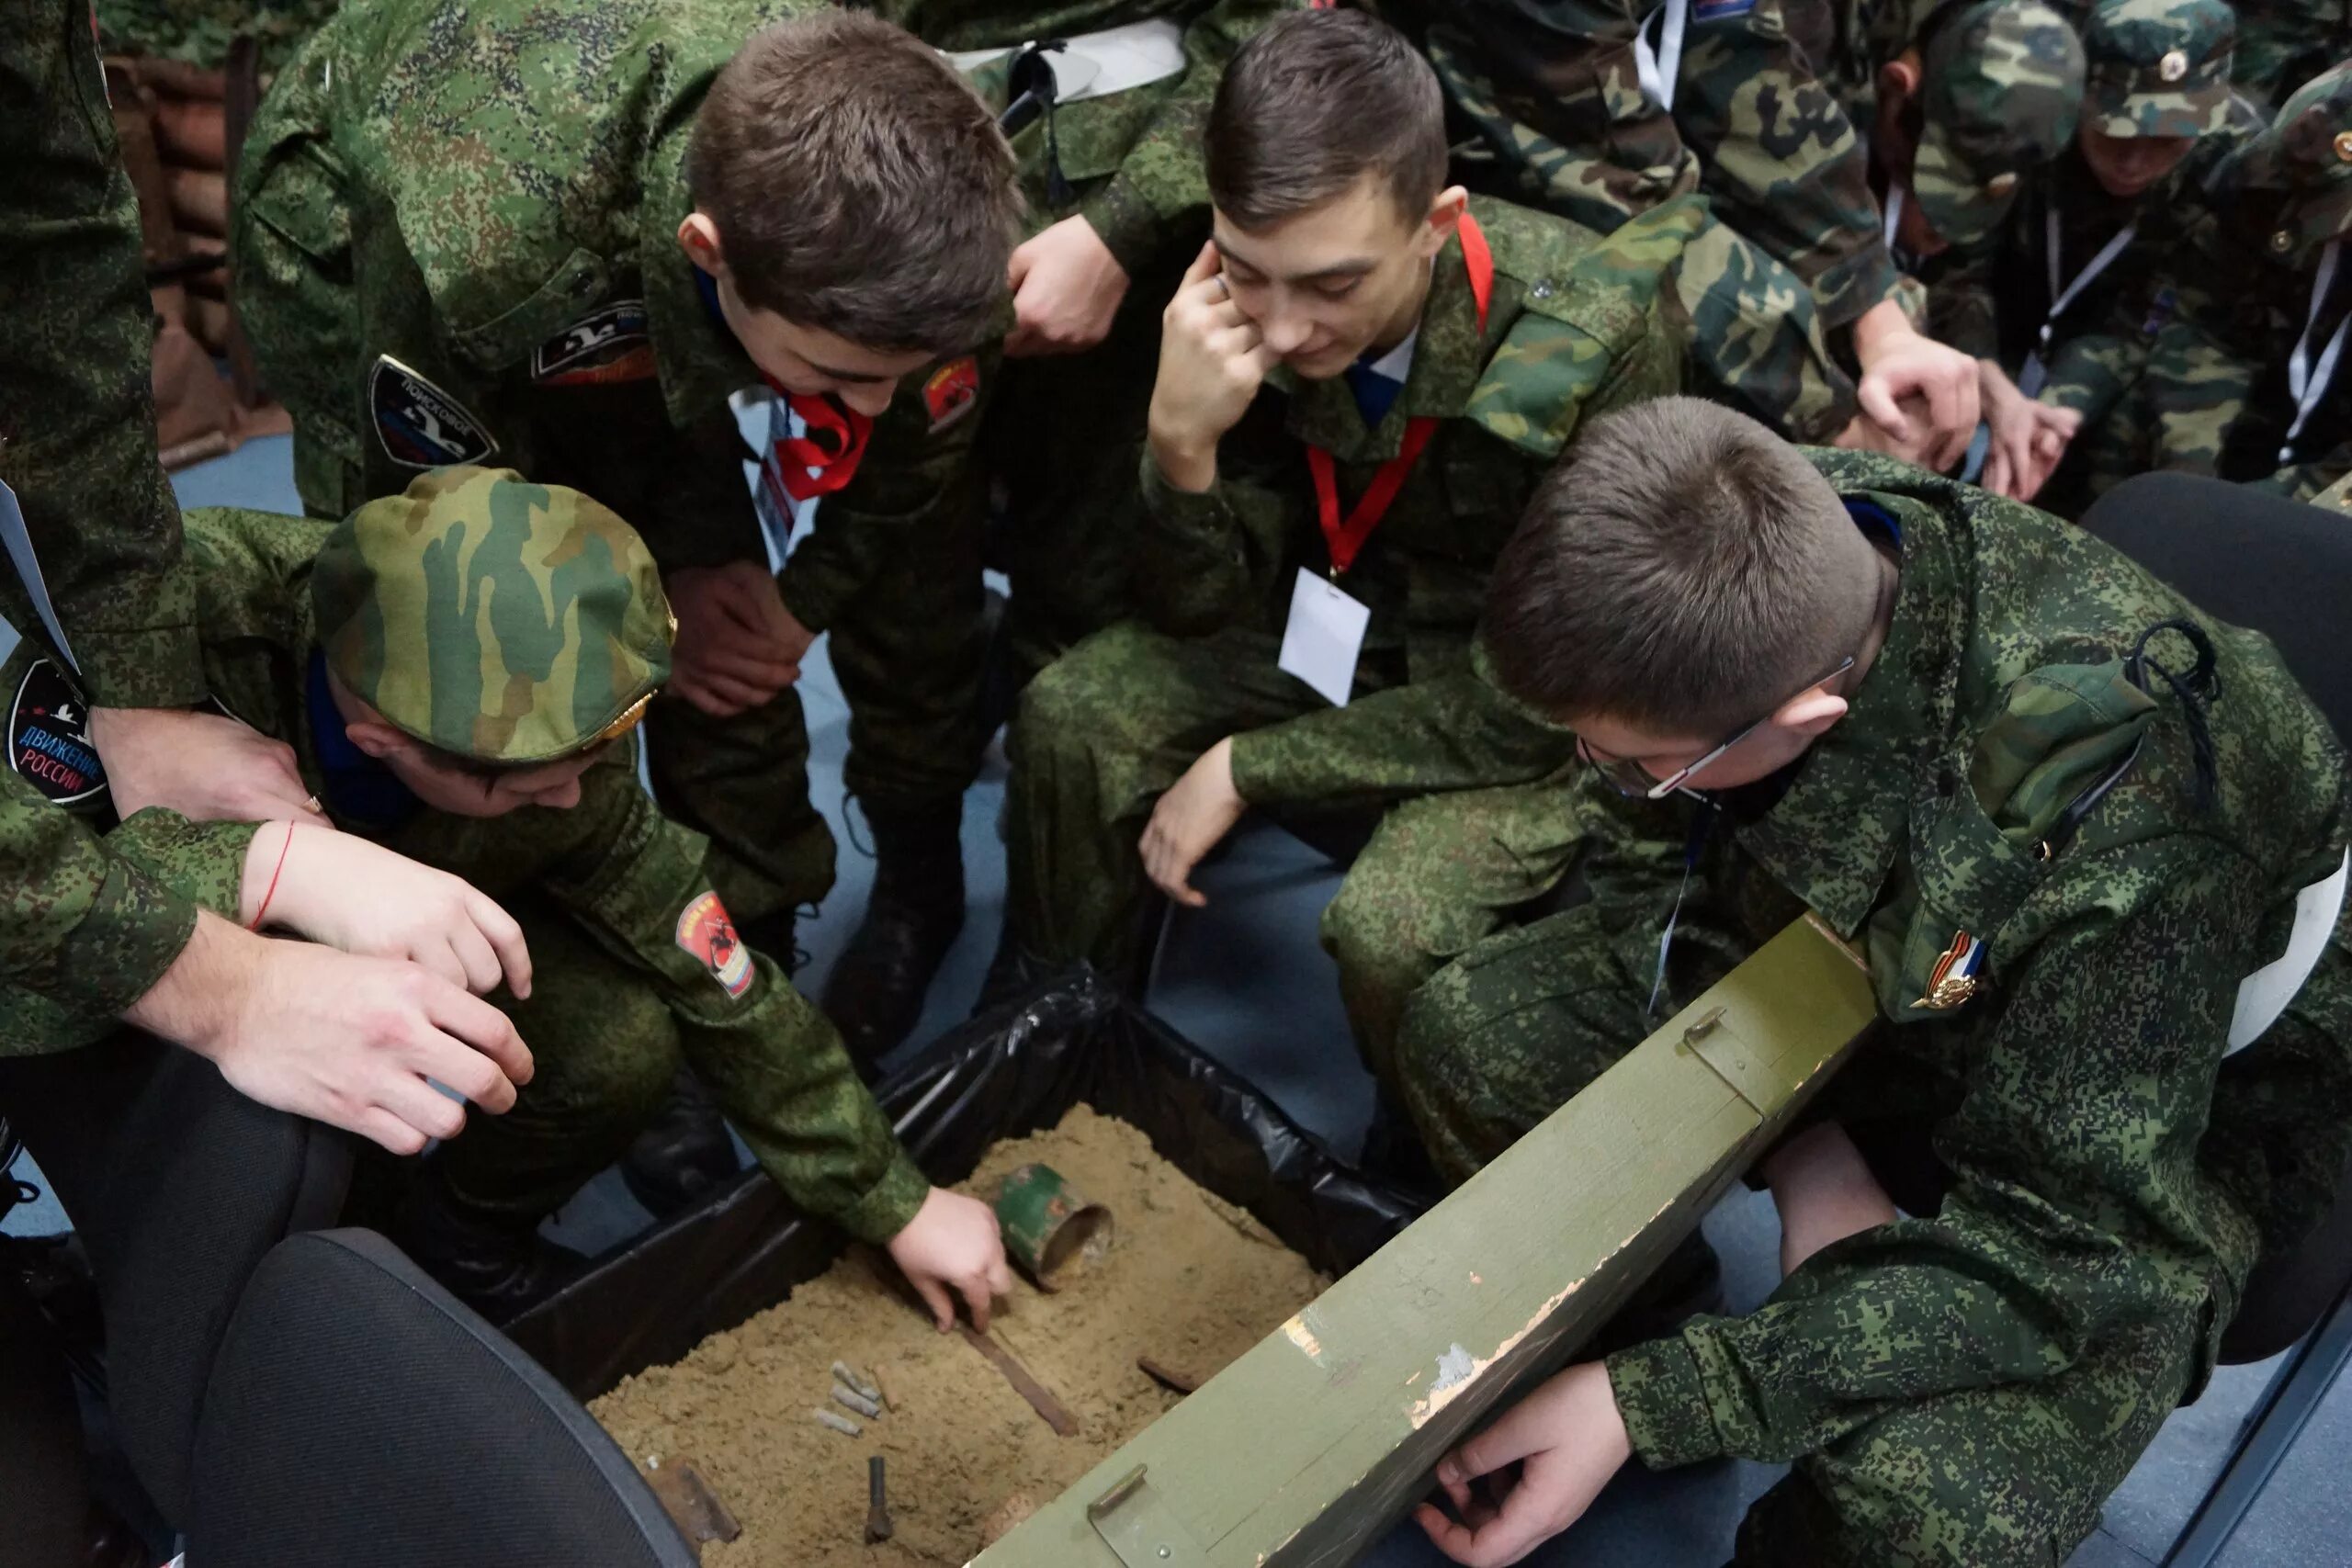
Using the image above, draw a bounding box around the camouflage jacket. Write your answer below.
[0,0,218,1049]
[1142,195,1693,809]
[1593,451,2352,1469]
[96,0,340,74]
[783,0,1294,634]
[2233,0,2352,109]
[68,507,932,1243]
[232,0,811,560]
[2139,186,2352,500]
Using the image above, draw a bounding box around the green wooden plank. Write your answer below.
[974,916,1879,1568]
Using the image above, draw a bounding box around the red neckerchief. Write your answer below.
[763,378,873,500]
[1306,213,1495,576]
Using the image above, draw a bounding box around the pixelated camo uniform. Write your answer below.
[96,0,340,74]
[38,496,930,1243]
[1371,0,1915,445]
[1006,196,1695,1073]
[230,0,848,921]
[0,0,225,1049]
[811,0,1301,742]
[1396,450,2352,1565]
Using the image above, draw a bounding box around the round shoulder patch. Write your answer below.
[9,659,107,807]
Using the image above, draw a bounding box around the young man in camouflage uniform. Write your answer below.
[3,0,536,1152]
[815,0,1298,1064]
[2133,61,2352,501]
[231,1,1021,960]
[1374,0,2084,472]
[60,466,1013,1324]
[996,11,1690,1101]
[1928,0,2242,509]
[1395,398,2352,1566]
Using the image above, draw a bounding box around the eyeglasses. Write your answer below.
[1578,656,1857,800]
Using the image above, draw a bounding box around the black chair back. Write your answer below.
[2079,474,2352,1363]
[187,1229,695,1567]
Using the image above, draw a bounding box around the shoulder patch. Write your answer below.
[675,889,753,998]
[531,299,655,386]
[10,659,107,807]
[369,355,498,468]
[923,356,982,434]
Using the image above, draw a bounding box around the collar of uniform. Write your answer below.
[1730,488,1967,939]
[641,139,758,427]
[1281,228,1485,464]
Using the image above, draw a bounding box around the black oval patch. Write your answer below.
[9,658,107,807]
[369,355,498,468]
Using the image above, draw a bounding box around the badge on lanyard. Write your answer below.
[1279,215,1496,709]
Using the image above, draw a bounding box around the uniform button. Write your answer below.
[2336,130,2352,164]
[2272,229,2296,254]
[1530,280,1554,299]
[571,271,598,298]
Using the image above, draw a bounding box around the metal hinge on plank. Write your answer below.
[1087,1465,1210,1567]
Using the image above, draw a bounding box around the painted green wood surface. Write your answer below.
[972,916,1881,1568]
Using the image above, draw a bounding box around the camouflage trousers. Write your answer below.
[430,898,705,1227]
[1007,621,1586,1076]
[1396,903,2204,1565]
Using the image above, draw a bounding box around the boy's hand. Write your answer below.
[1978,377,2078,502]
[1004,215,1129,356]
[88,705,326,823]
[1139,738,1245,908]
[1852,300,1979,472]
[250,821,534,999]
[666,561,812,716]
[887,1186,1014,1333]
[127,911,535,1156]
[1148,243,1278,493]
[1415,1360,1633,1567]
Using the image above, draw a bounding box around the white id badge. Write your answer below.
[2228,847,2350,1054]
[1277,568,1371,707]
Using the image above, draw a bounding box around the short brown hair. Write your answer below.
[1483,398,1882,736]
[686,12,1021,354]
[1205,9,1448,231]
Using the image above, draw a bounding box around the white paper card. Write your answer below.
[1277,568,1370,708]
[2228,847,2349,1054]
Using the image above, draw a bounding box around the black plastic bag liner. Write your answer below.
[503,969,1428,1401]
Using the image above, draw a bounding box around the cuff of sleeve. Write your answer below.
[1080,176,1167,280]
[774,563,841,637]
[836,1148,933,1246]
[1605,1333,1727,1471]
[106,810,262,918]
[75,626,209,709]
[1814,248,1905,334]
[1225,728,1291,808]
[1139,450,1228,526]
[50,861,200,1033]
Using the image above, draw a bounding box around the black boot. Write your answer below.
[391,1168,585,1321]
[821,799,967,1067]
[620,1066,741,1217]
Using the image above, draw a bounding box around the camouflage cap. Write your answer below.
[1912,0,2086,246]
[311,467,674,766]
[2218,61,2352,254]
[2084,0,2234,139]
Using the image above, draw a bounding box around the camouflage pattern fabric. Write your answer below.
[96,0,339,74]
[74,500,932,1244]
[801,0,1294,812]
[311,468,673,766]
[2316,466,2352,512]
[1395,450,2352,1562]
[2080,0,2235,138]
[2232,0,2352,109]
[1001,196,1685,995]
[2135,62,2352,498]
[231,0,841,919]
[0,0,223,1052]
[1906,1,2086,248]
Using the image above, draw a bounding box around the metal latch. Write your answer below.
[1087,1465,1209,1567]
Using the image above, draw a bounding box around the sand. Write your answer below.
[590,1107,1328,1565]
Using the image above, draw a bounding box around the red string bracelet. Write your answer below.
[250,821,296,931]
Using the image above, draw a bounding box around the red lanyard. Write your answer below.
[763,379,874,501]
[1306,212,1494,577]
